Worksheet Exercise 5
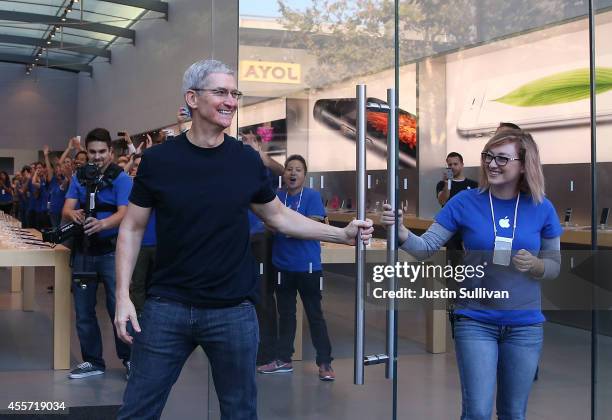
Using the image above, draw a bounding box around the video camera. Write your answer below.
[41,162,118,289]
[41,163,106,244]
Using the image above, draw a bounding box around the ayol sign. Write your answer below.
[239,60,301,84]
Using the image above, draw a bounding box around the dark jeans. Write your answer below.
[18,204,28,226]
[26,210,36,229]
[274,269,332,366]
[129,246,156,314]
[36,211,51,229]
[250,232,278,365]
[0,202,12,215]
[72,251,131,369]
[118,297,259,420]
[453,317,543,420]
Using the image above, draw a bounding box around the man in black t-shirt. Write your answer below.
[435,152,478,206]
[114,59,374,420]
[435,152,478,269]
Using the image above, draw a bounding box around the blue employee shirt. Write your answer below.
[48,177,67,215]
[273,188,325,272]
[248,167,276,235]
[66,169,132,239]
[0,184,11,203]
[27,179,49,213]
[435,188,562,326]
[27,180,37,212]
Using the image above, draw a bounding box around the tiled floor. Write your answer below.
[0,266,610,419]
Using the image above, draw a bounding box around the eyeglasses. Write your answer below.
[190,87,243,100]
[481,152,522,166]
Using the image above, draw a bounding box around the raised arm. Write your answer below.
[58,138,73,165]
[242,134,284,177]
[43,145,53,183]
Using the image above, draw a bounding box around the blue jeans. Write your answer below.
[72,251,131,369]
[118,297,259,420]
[453,317,543,420]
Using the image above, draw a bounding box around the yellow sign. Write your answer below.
[239,60,301,84]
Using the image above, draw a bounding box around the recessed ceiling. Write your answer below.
[0,0,168,74]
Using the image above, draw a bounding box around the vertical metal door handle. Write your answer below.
[386,88,398,379]
[354,84,367,385]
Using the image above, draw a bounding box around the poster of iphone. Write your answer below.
[447,15,612,166]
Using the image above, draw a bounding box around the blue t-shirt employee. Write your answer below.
[62,128,132,380]
[260,154,336,381]
[382,130,562,420]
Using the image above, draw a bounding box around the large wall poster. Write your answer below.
[447,15,612,166]
[307,65,417,172]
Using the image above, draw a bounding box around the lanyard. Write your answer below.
[284,188,303,212]
[489,190,520,240]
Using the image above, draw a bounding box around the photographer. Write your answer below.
[62,128,133,380]
[436,152,477,207]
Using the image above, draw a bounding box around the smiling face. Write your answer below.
[483,141,524,190]
[283,159,306,192]
[74,152,88,168]
[186,73,238,130]
[86,140,112,170]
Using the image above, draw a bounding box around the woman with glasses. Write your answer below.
[382,129,562,419]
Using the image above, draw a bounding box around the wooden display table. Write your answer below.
[1,229,71,370]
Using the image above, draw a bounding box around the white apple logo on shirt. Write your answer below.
[499,216,510,229]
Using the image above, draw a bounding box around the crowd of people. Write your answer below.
[1,58,561,420]
[0,132,157,230]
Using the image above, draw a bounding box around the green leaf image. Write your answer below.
[494,67,612,107]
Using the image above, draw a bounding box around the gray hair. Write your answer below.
[182,59,235,96]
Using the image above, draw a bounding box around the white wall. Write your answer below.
[0,62,77,150]
[446,17,612,165]
[77,0,238,136]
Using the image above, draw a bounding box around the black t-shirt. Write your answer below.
[129,133,276,307]
[435,178,478,202]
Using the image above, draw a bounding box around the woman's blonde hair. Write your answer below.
[479,129,545,203]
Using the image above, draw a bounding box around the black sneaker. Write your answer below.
[68,362,104,379]
[124,361,132,381]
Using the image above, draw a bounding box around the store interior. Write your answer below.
[1,0,612,418]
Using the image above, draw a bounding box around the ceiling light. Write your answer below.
[61,16,66,21]
[35,57,39,61]
[47,40,51,44]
